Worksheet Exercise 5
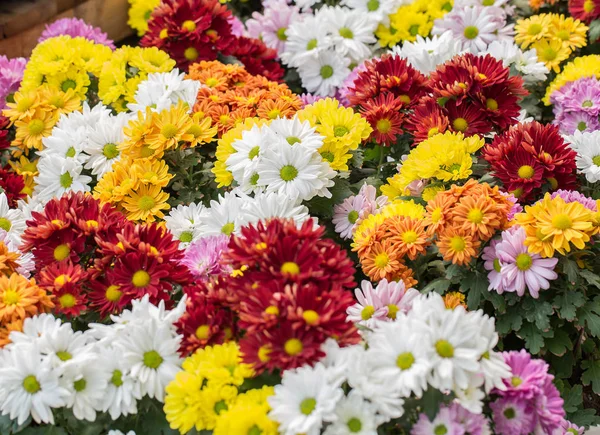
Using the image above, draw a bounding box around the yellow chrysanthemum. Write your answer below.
[188,112,218,147]
[183,342,255,387]
[45,68,91,98]
[164,371,204,434]
[516,194,596,257]
[8,156,38,195]
[531,38,572,73]
[213,118,268,187]
[121,183,170,222]
[214,387,278,435]
[40,86,82,115]
[422,185,446,202]
[2,90,42,123]
[549,14,588,50]
[380,131,484,199]
[13,109,57,152]
[514,14,553,48]
[197,384,239,430]
[130,159,173,188]
[544,55,600,105]
[146,103,194,150]
[128,0,161,36]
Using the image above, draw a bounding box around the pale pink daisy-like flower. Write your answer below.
[494,226,558,298]
[411,407,465,435]
[180,235,231,281]
[375,278,419,320]
[38,18,115,48]
[299,93,324,107]
[332,183,387,239]
[227,15,246,37]
[482,239,505,292]
[346,280,389,327]
[500,191,522,221]
[246,0,302,53]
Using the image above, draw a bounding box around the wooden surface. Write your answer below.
[0,0,133,58]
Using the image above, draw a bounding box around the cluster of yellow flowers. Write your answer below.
[127,0,161,36]
[164,342,278,435]
[93,102,217,222]
[376,0,452,47]
[515,13,588,72]
[380,131,485,201]
[98,46,175,111]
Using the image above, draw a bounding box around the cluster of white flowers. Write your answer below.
[566,130,600,183]
[268,292,511,434]
[282,6,378,96]
[480,40,549,84]
[390,31,464,75]
[0,296,185,425]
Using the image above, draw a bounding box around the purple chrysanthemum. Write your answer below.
[490,397,535,435]
[337,60,370,107]
[246,0,302,53]
[550,190,598,212]
[227,15,246,37]
[411,407,465,435]
[180,235,230,280]
[551,76,600,121]
[495,350,549,400]
[500,191,523,220]
[0,55,27,109]
[493,226,558,298]
[333,183,386,239]
[483,239,505,292]
[560,419,585,435]
[300,93,324,107]
[38,18,115,48]
[535,374,566,434]
[558,110,600,135]
[448,403,491,435]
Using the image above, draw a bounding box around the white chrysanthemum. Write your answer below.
[297,48,351,97]
[281,16,329,68]
[33,155,92,202]
[7,314,64,348]
[56,102,111,131]
[226,124,278,186]
[365,316,432,397]
[268,363,344,435]
[62,358,109,421]
[320,339,365,387]
[39,126,88,164]
[566,130,600,183]
[0,344,69,425]
[98,347,142,420]
[391,31,464,74]
[84,112,130,177]
[127,69,201,113]
[164,202,206,246]
[480,40,548,83]
[0,192,26,245]
[323,391,379,435]
[269,116,324,151]
[472,311,510,393]
[34,325,94,370]
[318,6,378,61]
[240,191,314,228]
[341,0,399,25]
[454,374,486,414]
[117,319,182,402]
[257,140,336,201]
[17,197,45,221]
[196,192,247,238]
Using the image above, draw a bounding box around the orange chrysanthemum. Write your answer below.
[437,228,480,266]
[443,291,467,309]
[361,240,402,281]
[0,318,23,348]
[452,195,504,242]
[0,242,21,276]
[384,216,430,260]
[0,273,53,324]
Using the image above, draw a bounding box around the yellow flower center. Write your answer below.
[184,47,199,61]
[195,325,210,340]
[303,310,320,325]
[53,244,70,261]
[584,0,595,13]
[428,127,440,138]
[552,213,572,230]
[161,123,179,139]
[463,25,479,39]
[387,304,399,319]
[159,28,169,39]
[59,293,76,308]
[49,96,65,108]
[516,253,533,271]
[452,117,468,132]
[374,252,389,268]
[28,119,45,135]
[402,230,418,243]
[281,261,300,276]
[0,217,11,232]
[396,352,415,370]
[132,270,151,288]
[398,94,410,104]
[511,376,523,387]
[105,285,122,302]
[450,236,466,252]
[258,345,272,362]
[486,98,498,110]
[528,23,543,35]
[103,143,119,159]
[265,305,279,316]
[361,305,375,320]
[22,375,41,394]
[284,338,303,355]
[542,47,557,61]
[467,208,484,224]
[518,165,535,179]
[3,289,20,305]
[435,339,454,358]
[182,20,197,31]
[300,397,316,415]
[140,145,155,158]
[431,208,442,223]
[592,155,600,166]
[376,118,392,133]
[54,274,70,287]
[138,195,156,211]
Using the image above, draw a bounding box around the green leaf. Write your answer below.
[562,384,583,413]
[496,311,523,335]
[554,290,586,321]
[589,19,600,43]
[576,300,600,337]
[582,359,600,394]
[421,278,451,295]
[545,329,573,357]
[19,427,68,435]
[562,258,579,284]
[521,299,553,331]
[461,271,490,310]
[580,269,600,289]
[549,351,574,378]
[420,388,448,420]
[517,322,554,354]
[570,408,600,427]
[445,263,463,280]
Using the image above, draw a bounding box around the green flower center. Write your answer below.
[504,407,516,419]
[511,376,522,387]
[367,0,380,10]
[434,425,448,435]
[286,136,301,145]
[250,173,260,185]
[528,23,543,35]
[179,231,193,243]
[493,258,501,273]
[552,213,572,230]
[248,145,260,159]
[221,222,235,235]
[59,172,73,188]
[59,294,76,308]
[0,217,11,232]
[248,425,263,435]
[396,352,415,370]
[22,375,40,394]
[577,121,588,131]
[306,39,318,50]
[592,155,600,166]
[339,27,354,39]
[376,118,392,133]
[103,143,119,159]
[143,350,163,369]
[65,147,76,158]
[409,24,420,36]
[28,119,45,135]
[56,351,72,361]
[348,417,362,432]
[334,126,349,137]
[435,340,454,358]
[515,253,533,271]
[214,400,229,414]
[280,165,298,181]
[277,27,287,41]
[73,378,87,392]
[320,65,334,79]
[321,151,335,162]
[463,26,479,39]
[348,210,359,224]
[582,99,594,108]
[111,369,124,387]
[138,195,155,211]
[300,397,316,415]
[61,79,77,92]
[161,123,179,139]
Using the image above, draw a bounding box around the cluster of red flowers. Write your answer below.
[0,166,25,207]
[141,0,283,80]
[0,115,10,150]
[20,192,191,318]
[176,218,360,373]
[569,0,600,23]
[407,54,527,143]
[482,122,578,202]
[348,54,429,146]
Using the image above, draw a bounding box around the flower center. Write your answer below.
[250,173,260,185]
[140,145,155,158]
[184,47,199,61]
[258,345,271,362]
[592,155,600,166]
[517,165,535,179]
[59,293,76,308]
[179,231,193,243]
[61,79,77,92]
[434,425,448,435]
[577,121,588,131]
[276,27,288,41]
[528,23,543,35]
[281,261,300,276]
[265,306,279,315]
[503,407,516,419]
[3,290,19,305]
[280,165,298,181]
[0,217,11,232]
[194,325,210,341]
[556,30,570,40]
[65,147,76,158]
[284,338,303,355]
[409,25,420,36]
[248,145,260,160]
[74,378,87,392]
[486,98,498,110]
[396,352,415,370]
[182,20,196,31]
[321,151,335,162]
[493,258,501,272]
[348,417,362,432]
[511,376,522,387]
[132,270,151,288]
[463,25,479,39]
[103,143,119,159]
[376,118,392,133]
[334,125,349,137]
[161,123,179,139]
[303,310,319,325]
[402,230,418,243]
[374,252,389,268]
[552,213,572,230]
[339,27,354,38]
[320,65,334,79]
[56,351,71,361]
[543,47,557,61]
[450,236,466,252]
[387,304,399,319]
[221,222,235,235]
[159,28,168,39]
[248,425,262,435]
[143,350,163,369]
[347,210,359,224]
[435,339,454,358]
[467,208,484,224]
[138,195,155,211]
[54,244,70,261]
[22,375,40,394]
[367,0,380,10]
[306,38,318,50]
[452,117,468,132]
[584,0,595,13]
[300,397,316,415]
[582,99,594,108]
[111,369,123,387]
[59,171,73,188]
[105,285,122,302]
[361,305,375,320]
[515,253,533,271]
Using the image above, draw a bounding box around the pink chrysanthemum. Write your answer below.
[0,55,27,109]
[550,189,598,212]
[245,0,302,53]
[490,397,535,435]
[180,235,231,280]
[38,18,115,48]
[333,183,387,239]
[411,406,466,435]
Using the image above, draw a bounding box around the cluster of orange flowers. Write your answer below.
[0,241,53,346]
[425,180,513,266]
[187,60,302,137]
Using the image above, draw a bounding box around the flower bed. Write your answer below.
[0,0,599,434]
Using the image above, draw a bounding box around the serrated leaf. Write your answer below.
[517,322,553,354]
[549,351,574,378]
[554,290,586,321]
[589,19,600,42]
[576,301,600,337]
[496,311,523,334]
[546,329,573,356]
[522,299,553,331]
[421,278,451,294]
[570,408,600,427]
[562,258,579,283]
[562,385,583,413]
[461,271,489,310]
[445,263,462,280]
[582,359,600,394]
[580,269,600,289]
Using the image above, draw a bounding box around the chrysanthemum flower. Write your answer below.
[437,228,480,265]
[568,0,600,23]
[360,94,404,145]
[0,273,53,324]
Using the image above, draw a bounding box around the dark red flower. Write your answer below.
[53,281,87,318]
[0,166,25,207]
[569,0,600,23]
[406,97,450,144]
[0,115,10,150]
[444,99,492,137]
[360,94,405,146]
[37,261,86,292]
[229,36,284,82]
[88,279,127,318]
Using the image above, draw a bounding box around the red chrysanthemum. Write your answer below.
[31,230,86,271]
[88,279,127,318]
[229,36,284,82]
[37,261,86,292]
[569,0,600,23]
[360,94,405,146]
[53,281,87,318]
[0,115,10,150]
[405,97,450,144]
[482,122,578,202]
[141,0,236,70]
[0,166,25,207]
[444,99,492,137]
